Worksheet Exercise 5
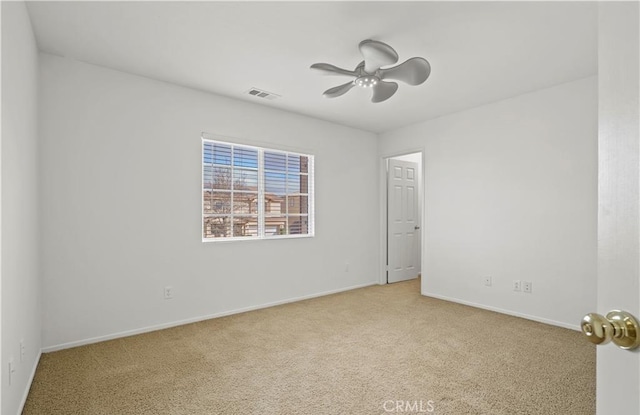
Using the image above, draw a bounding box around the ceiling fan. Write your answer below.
[310,39,431,103]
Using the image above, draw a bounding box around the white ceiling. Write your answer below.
[26,1,597,133]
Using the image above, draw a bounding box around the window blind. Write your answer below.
[203,138,314,241]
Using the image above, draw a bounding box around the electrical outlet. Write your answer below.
[164,286,173,300]
[483,276,492,287]
[513,280,521,292]
[523,281,532,293]
[8,359,15,386]
[20,340,25,362]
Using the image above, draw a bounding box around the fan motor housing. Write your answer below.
[355,75,379,88]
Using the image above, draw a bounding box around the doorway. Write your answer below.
[385,152,423,284]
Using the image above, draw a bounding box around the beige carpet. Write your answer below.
[24,279,595,414]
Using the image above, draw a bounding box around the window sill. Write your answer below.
[202,234,315,243]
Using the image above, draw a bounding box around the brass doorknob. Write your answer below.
[581,310,640,350]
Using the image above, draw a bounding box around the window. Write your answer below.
[202,138,314,241]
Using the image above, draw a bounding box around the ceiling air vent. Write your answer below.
[245,87,281,101]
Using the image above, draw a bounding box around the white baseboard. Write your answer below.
[423,291,581,331]
[19,349,42,414]
[43,281,378,353]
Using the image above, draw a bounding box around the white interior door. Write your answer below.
[387,159,419,283]
[596,3,639,414]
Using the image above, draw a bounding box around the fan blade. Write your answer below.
[323,81,355,98]
[380,57,431,85]
[310,63,358,77]
[371,81,398,103]
[359,39,399,74]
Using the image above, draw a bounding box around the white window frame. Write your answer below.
[202,136,315,242]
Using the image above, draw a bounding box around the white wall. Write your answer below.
[1,2,42,414]
[39,54,379,350]
[379,76,597,329]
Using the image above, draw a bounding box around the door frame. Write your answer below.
[378,148,425,286]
